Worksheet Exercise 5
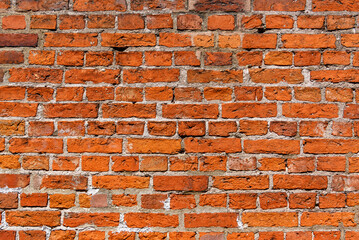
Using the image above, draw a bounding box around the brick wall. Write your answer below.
[0,0,359,239]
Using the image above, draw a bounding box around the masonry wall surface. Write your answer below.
[0,0,359,239]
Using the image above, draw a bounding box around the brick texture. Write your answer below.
[0,0,358,238]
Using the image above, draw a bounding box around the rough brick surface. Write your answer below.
[0,0,358,238]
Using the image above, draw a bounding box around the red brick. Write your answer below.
[64,212,120,227]
[20,193,47,207]
[57,51,84,66]
[124,69,179,83]
[159,33,191,47]
[208,121,237,136]
[323,51,350,65]
[59,15,84,29]
[102,33,156,47]
[199,156,226,171]
[283,103,338,118]
[41,175,87,190]
[117,14,144,30]
[0,193,18,209]
[312,0,359,11]
[228,156,256,171]
[148,121,176,136]
[112,156,139,172]
[223,103,277,118]
[67,138,122,153]
[86,51,113,66]
[88,15,115,28]
[0,86,25,100]
[270,121,297,137]
[175,88,202,102]
[44,103,98,118]
[174,51,200,66]
[154,176,208,191]
[169,232,196,240]
[289,193,316,209]
[19,231,46,240]
[178,14,202,30]
[213,175,269,190]
[87,121,115,136]
[23,156,49,170]
[218,34,241,48]
[112,194,137,207]
[304,139,359,154]
[0,174,29,188]
[295,51,321,66]
[125,213,178,228]
[0,34,37,47]
[93,175,149,190]
[282,34,336,48]
[28,88,53,101]
[17,0,68,10]
[185,213,237,228]
[117,121,144,135]
[127,138,181,154]
[44,33,97,47]
[301,212,355,227]
[264,51,292,66]
[9,138,62,153]
[254,0,305,11]
[266,15,294,29]
[244,139,299,154]
[170,156,198,171]
[73,0,126,11]
[258,158,285,171]
[29,50,55,65]
[242,212,298,227]
[237,51,263,67]
[140,156,168,171]
[243,34,277,49]
[199,194,226,207]
[132,0,185,11]
[58,121,85,136]
[147,14,173,29]
[53,157,79,171]
[319,193,346,208]
[141,194,167,209]
[297,15,325,29]
[2,15,25,29]
[229,193,257,209]
[0,120,25,136]
[317,156,346,172]
[185,138,241,153]
[0,155,20,169]
[235,86,263,101]
[0,0,10,9]
[145,51,172,66]
[163,104,218,119]
[9,68,62,83]
[30,15,56,29]
[241,15,263,29]
[82,156,109,172]
[331,16,357,30]
[6,211,60,227]
[208,15,235,30]
[188,69,243,83]
[49,194,75,209]
[189,0,248,11]
[273,175,327,190]
[299,121,328,137]
[287,157,315,173]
